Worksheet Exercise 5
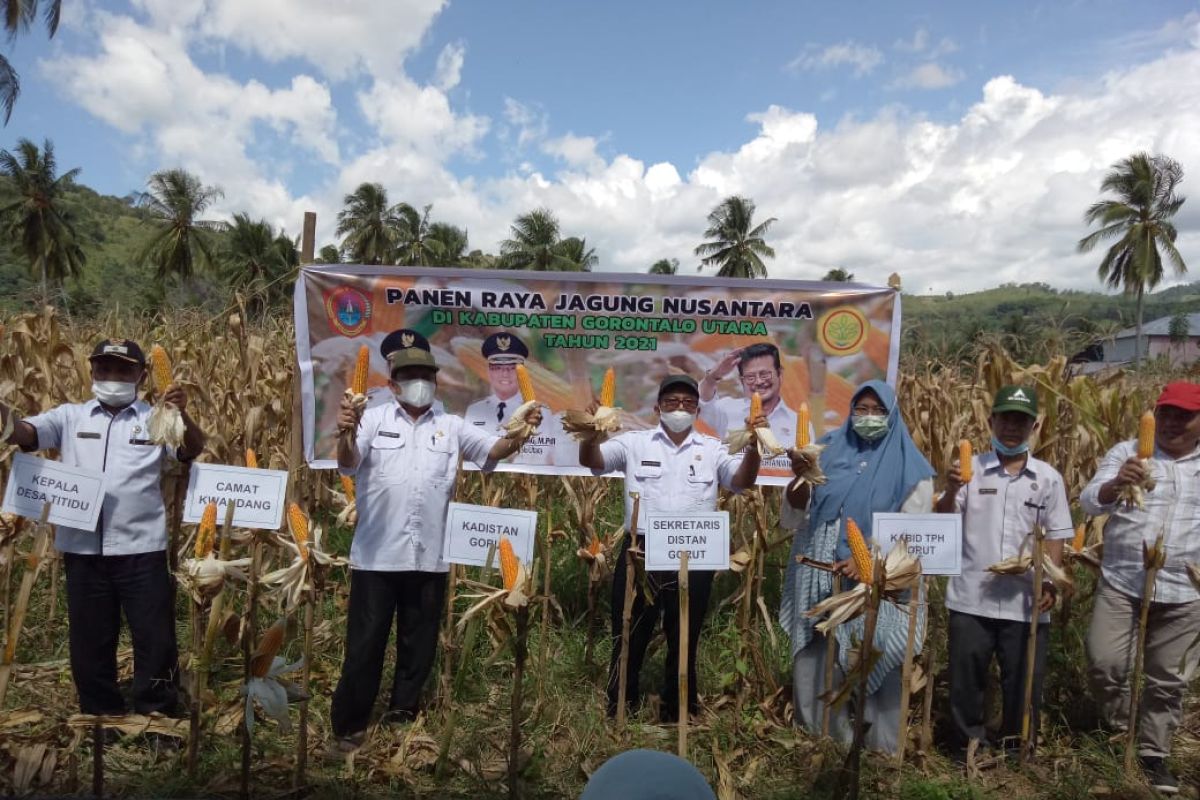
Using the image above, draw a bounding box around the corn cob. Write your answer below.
[749,391,763,420]
[499,537,519,591]
[250,618,286,678]
[340,474,356,504]
[846,518,873,583]
[599,367,616,407]
[149,345,172,394]
[245,448,258,469]
[1137,410,1155,459]
[516,364,536,403]
[1072,522,1086,553]
[195,501,218,558]
[350,345,370,396]
[959,440,973,483]
[797,403,811,447]
[287,503,310,560]
[587,534,601,557]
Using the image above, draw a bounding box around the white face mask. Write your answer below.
[93,380,138,407]
[395,379,436,408]
[660,410,695,433]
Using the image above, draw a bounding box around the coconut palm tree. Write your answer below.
[336,182,400,265]
[427,222,468,267]
[0,0,63,122]
[317,244,341,264]
[392,202,439,265]
[0,137,85,303]
[136,168,223,286]
[1078,152,1188,368]
[500,208,578,271]
[822,268,854,282]
[648,258,678,275]
[694,195,776,278]
[221,212,296,317]
[556,236,597,271]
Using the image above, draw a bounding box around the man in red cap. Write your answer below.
[1081,381,1200,795]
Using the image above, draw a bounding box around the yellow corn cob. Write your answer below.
[1137,410,1155,459]
[750,391,763,421]
[599,367,616,407]
[340,474,356,504]
[499,537,519,591]
[516,364,536,403]
[288,502,310,560]
[195,501,218,558]
[846,518,873,583]
[250,618,286,677]
[149,345,172,394]
[245,448,258,469]
[959,440,973,483]
[1072,523,1086,553]
[350,345,370,396]
[587,533,601,557]
[797,403,811,447]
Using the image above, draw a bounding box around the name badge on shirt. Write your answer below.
[378,431,400,438]
[978,488,997,495]
[473,421,486,426]
[77,432,101,439]
[129,438,154,446]
[641,460,661,467]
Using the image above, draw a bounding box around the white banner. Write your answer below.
[443,502,538,568]
[1,452,105,530]
[183,463,289,530]
[872,512,963,576]
[643,511,730,571]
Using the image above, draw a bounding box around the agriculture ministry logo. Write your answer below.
[325,286,372,337]
[817,307,868,356]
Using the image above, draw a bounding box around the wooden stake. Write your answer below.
[294,590,314,786]
[821,574,842,737]
[677,552,689,759]
[1124,531,1165,776]
[539,508,553,687]
[918,577,937,759]
[894,583,922,765]
[239,532,262,800]
[441,563,457,700]
[1,517,23,638]
[835,554,884,800]
[47,546,58,623]
[509,605,529,800]
[0,503,52,707]
[1020,524,1046,764]
[616,492,640,727]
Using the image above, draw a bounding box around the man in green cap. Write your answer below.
[935,385,1073,757]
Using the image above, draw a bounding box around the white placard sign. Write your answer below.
[644,512,730,571]
[443,502,538,568]
[183,463,289,530]
[2,452,105,530]
[872,513,963,576]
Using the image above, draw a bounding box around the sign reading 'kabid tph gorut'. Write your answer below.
[1,452,105,530]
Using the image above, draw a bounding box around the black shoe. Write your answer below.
[1140,757,1179,795]
[381,707,417,726]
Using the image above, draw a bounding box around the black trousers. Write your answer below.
[606,538,714,720]
[330,569,447,737]
[62,551,179,715]
[948,610,1049,748]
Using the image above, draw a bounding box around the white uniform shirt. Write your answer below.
[699,396,798,473]
[341,401,498,572]
[463,393,577,467]
[24,399,174,556]
[596,426,743,537]
[1081,439,1200,604]
[945,451,1073,623]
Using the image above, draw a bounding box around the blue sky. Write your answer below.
[5,0,1199,292]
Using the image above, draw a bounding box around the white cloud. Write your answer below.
[542,133,604,170]
[501,98,549,149]
[433,41,465,91]
[892,62,964,90]
[895,28,959,58]
[788,41,883,77]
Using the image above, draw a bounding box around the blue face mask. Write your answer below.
[991,435,1029,457]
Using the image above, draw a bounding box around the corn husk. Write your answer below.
[724,394,787,457]
[260,521,346,610]
[242,618,304,735]
[178,554,252,604]
[986,553,1075,595]
[562,405,621,442]
[806,540,922,634]
[145,344,186,449]
[502,399,541,440]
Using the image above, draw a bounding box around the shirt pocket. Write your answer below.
[425,434,456,481]
[684,473,714,504]
[633,464,663,500]
[369,433,407,481]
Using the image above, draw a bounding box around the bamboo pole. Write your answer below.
[46,546,58,623]
[539,508,553,686]
[0,503,52,707]
[239,532,263,800]
[294,588,314,786]
[1020,524,1046,764]
[509,605,529,800]
[677,552,689,759]
[1124,531,1165,776]
[894,584,922,765]
[441,563,457,700]
[918,577,937,760]
[616,492,640,727]
[835,553,884,800]
[821,574,842,737]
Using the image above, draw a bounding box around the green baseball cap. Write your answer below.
[388,347,439,374]
[992,385,1038,417]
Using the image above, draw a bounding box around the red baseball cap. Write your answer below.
[1156,382,1200,411]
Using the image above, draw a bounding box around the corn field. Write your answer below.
[0,307,1197,799]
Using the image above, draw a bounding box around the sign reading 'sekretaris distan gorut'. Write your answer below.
[443,502,538,568]
[643,512,730,571]
[182,463,289,530]
[2,452,105,530]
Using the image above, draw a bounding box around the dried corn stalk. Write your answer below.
[146,344,185,449]
[261,513,345,610]
[806,539,922,634]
